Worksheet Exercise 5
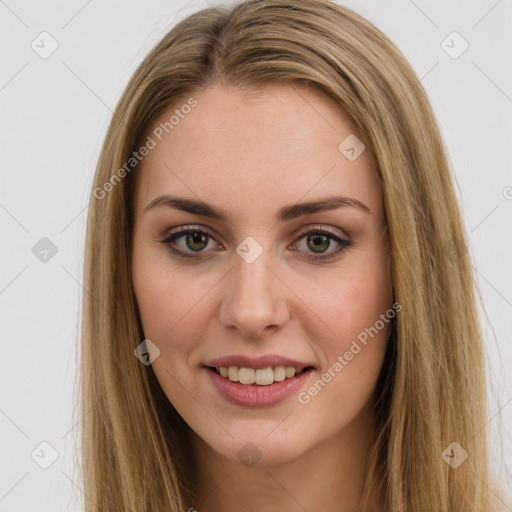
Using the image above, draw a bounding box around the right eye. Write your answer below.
[160,227,221,260]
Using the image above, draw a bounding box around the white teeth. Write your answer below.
[239,367,255,384]
[255,367,274,386]
[285,367,296,378]
[228,366,239,382]
[216,365,307,385]
[273,366,286,382]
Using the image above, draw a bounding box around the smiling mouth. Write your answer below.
[206,365,314,386]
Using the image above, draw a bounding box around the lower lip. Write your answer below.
[204,367,314,407]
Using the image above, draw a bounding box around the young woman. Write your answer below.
[80,1,506,510]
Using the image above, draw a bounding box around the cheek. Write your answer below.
[295,253,392,406]
[131,254,211,400]
[294,287,391,435]
[308,287,389,398]
[297,259,391,358]
[131,241,208,343]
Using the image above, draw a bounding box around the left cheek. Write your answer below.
[318,284,389,341]
[317,286,391,374]
[327,330,389,403]
[344,271,392,336]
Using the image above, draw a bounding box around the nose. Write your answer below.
[219,246,289,339]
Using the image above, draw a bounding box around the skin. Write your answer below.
[131,83,392,512]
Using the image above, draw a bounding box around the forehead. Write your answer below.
[134,83,382,220]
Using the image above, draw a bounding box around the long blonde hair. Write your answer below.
[79,0,498,510]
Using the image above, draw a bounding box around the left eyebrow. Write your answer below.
[143,194,372,221]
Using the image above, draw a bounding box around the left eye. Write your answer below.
[291,227,352,261]
[160,226,351,261]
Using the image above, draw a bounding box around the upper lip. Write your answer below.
[203,354,315,370]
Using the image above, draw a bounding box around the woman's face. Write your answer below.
[131,83,393,466]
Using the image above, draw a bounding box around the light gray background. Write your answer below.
[1,0,511,510]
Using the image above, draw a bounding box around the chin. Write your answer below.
[195,420,314,468]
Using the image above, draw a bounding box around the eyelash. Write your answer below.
[159,225,352,262]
